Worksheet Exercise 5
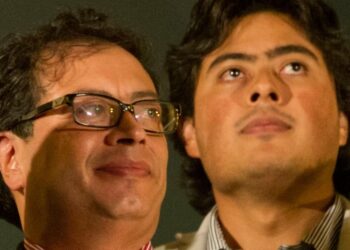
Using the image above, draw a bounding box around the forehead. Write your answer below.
[34,44,101,86]
[35,44,157,103]
[203,11,321,64]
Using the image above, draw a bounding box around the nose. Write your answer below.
[105,111,146,145]
[246,71,291,106]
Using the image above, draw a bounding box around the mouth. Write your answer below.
[95,160,151,177]
[240,117,292,135]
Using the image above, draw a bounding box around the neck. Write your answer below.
[24,211,157,250]
[213,177,335,250]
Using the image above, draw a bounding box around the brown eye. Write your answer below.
[282,62,306,75]
[221,68,243,81]
[77,104,105,117]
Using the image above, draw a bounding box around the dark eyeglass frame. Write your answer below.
[14,93,181,134]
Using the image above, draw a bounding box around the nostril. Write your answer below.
[251,92,260,102]
[117,138,135,145]
[250,92,279,103]
[270,92,278,101]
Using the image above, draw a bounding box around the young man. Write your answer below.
[162,0,350,249]
[0,8,180,250]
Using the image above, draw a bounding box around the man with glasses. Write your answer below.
[159,0,350,249]
[0,8,180,250]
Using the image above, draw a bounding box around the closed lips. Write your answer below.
[240,117,292,134]
[95,161,151,176]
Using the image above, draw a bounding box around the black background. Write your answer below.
[0,0,348,248]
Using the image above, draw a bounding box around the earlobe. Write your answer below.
[339,112,348,146]
[182,118,200,158]
[0,133,24,191]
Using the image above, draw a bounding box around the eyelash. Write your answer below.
[281,62,307,75]
[219,61,307,80]
[220,68,244,82]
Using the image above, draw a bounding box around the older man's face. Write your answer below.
[14,45,168,232]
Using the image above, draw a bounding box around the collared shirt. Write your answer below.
[207,195,345,250]
[21,238,153,250]
[141,241,154,250]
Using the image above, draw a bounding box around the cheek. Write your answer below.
[147,136,168,180]
[157,138,168,178]
[156,138,168,166]
[25,135,82,204]
[194,96,216,149]
[32,132,91,180]
[296,86,339,140]
[194,90,230,128]
[194,91,236,160]
[144,137,168,205]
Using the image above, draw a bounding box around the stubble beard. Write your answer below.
[212,157,335,203]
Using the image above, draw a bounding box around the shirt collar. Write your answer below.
[23,238,153,250]
[140,241,153,250]
[303,195,344,250]
[207,206,232,250]
[23,239,44,250]
[207,194,345,250]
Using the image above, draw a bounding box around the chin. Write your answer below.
[214,163,297,192]
[103,196,153,219]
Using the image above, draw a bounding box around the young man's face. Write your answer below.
[9,45,168,232]
[183,12,348,198]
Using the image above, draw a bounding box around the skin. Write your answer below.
[183,12,348,249]
[0,45,168,250]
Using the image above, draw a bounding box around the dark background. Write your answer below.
[0,0,349,248]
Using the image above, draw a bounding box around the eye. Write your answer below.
[282,62,306,75]
[134,102,162,121]
[146,108,161,119]
[220,68,243,81]
[76,103,108,117]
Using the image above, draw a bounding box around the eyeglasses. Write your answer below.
[14,93,181,134]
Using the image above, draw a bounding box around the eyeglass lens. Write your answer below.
[72,95,178,133]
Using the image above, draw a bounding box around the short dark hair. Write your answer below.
[167,0,350,215]
[0,8,155,228]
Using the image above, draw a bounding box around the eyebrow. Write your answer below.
[131,91,159,100]
[266,44,318,62]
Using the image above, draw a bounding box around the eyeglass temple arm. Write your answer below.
[19,95,71,121]
[162,107,181,130]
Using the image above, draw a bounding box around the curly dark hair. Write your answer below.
[167,0,350,215]
[0,8,156,228]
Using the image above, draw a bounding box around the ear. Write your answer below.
[0,132,25,192]
[339,112,348,146]
[182,118,200,158]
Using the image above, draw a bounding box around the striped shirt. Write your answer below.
[22,239,153,250]
[207,195,345,250]
[141,241,154,250]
